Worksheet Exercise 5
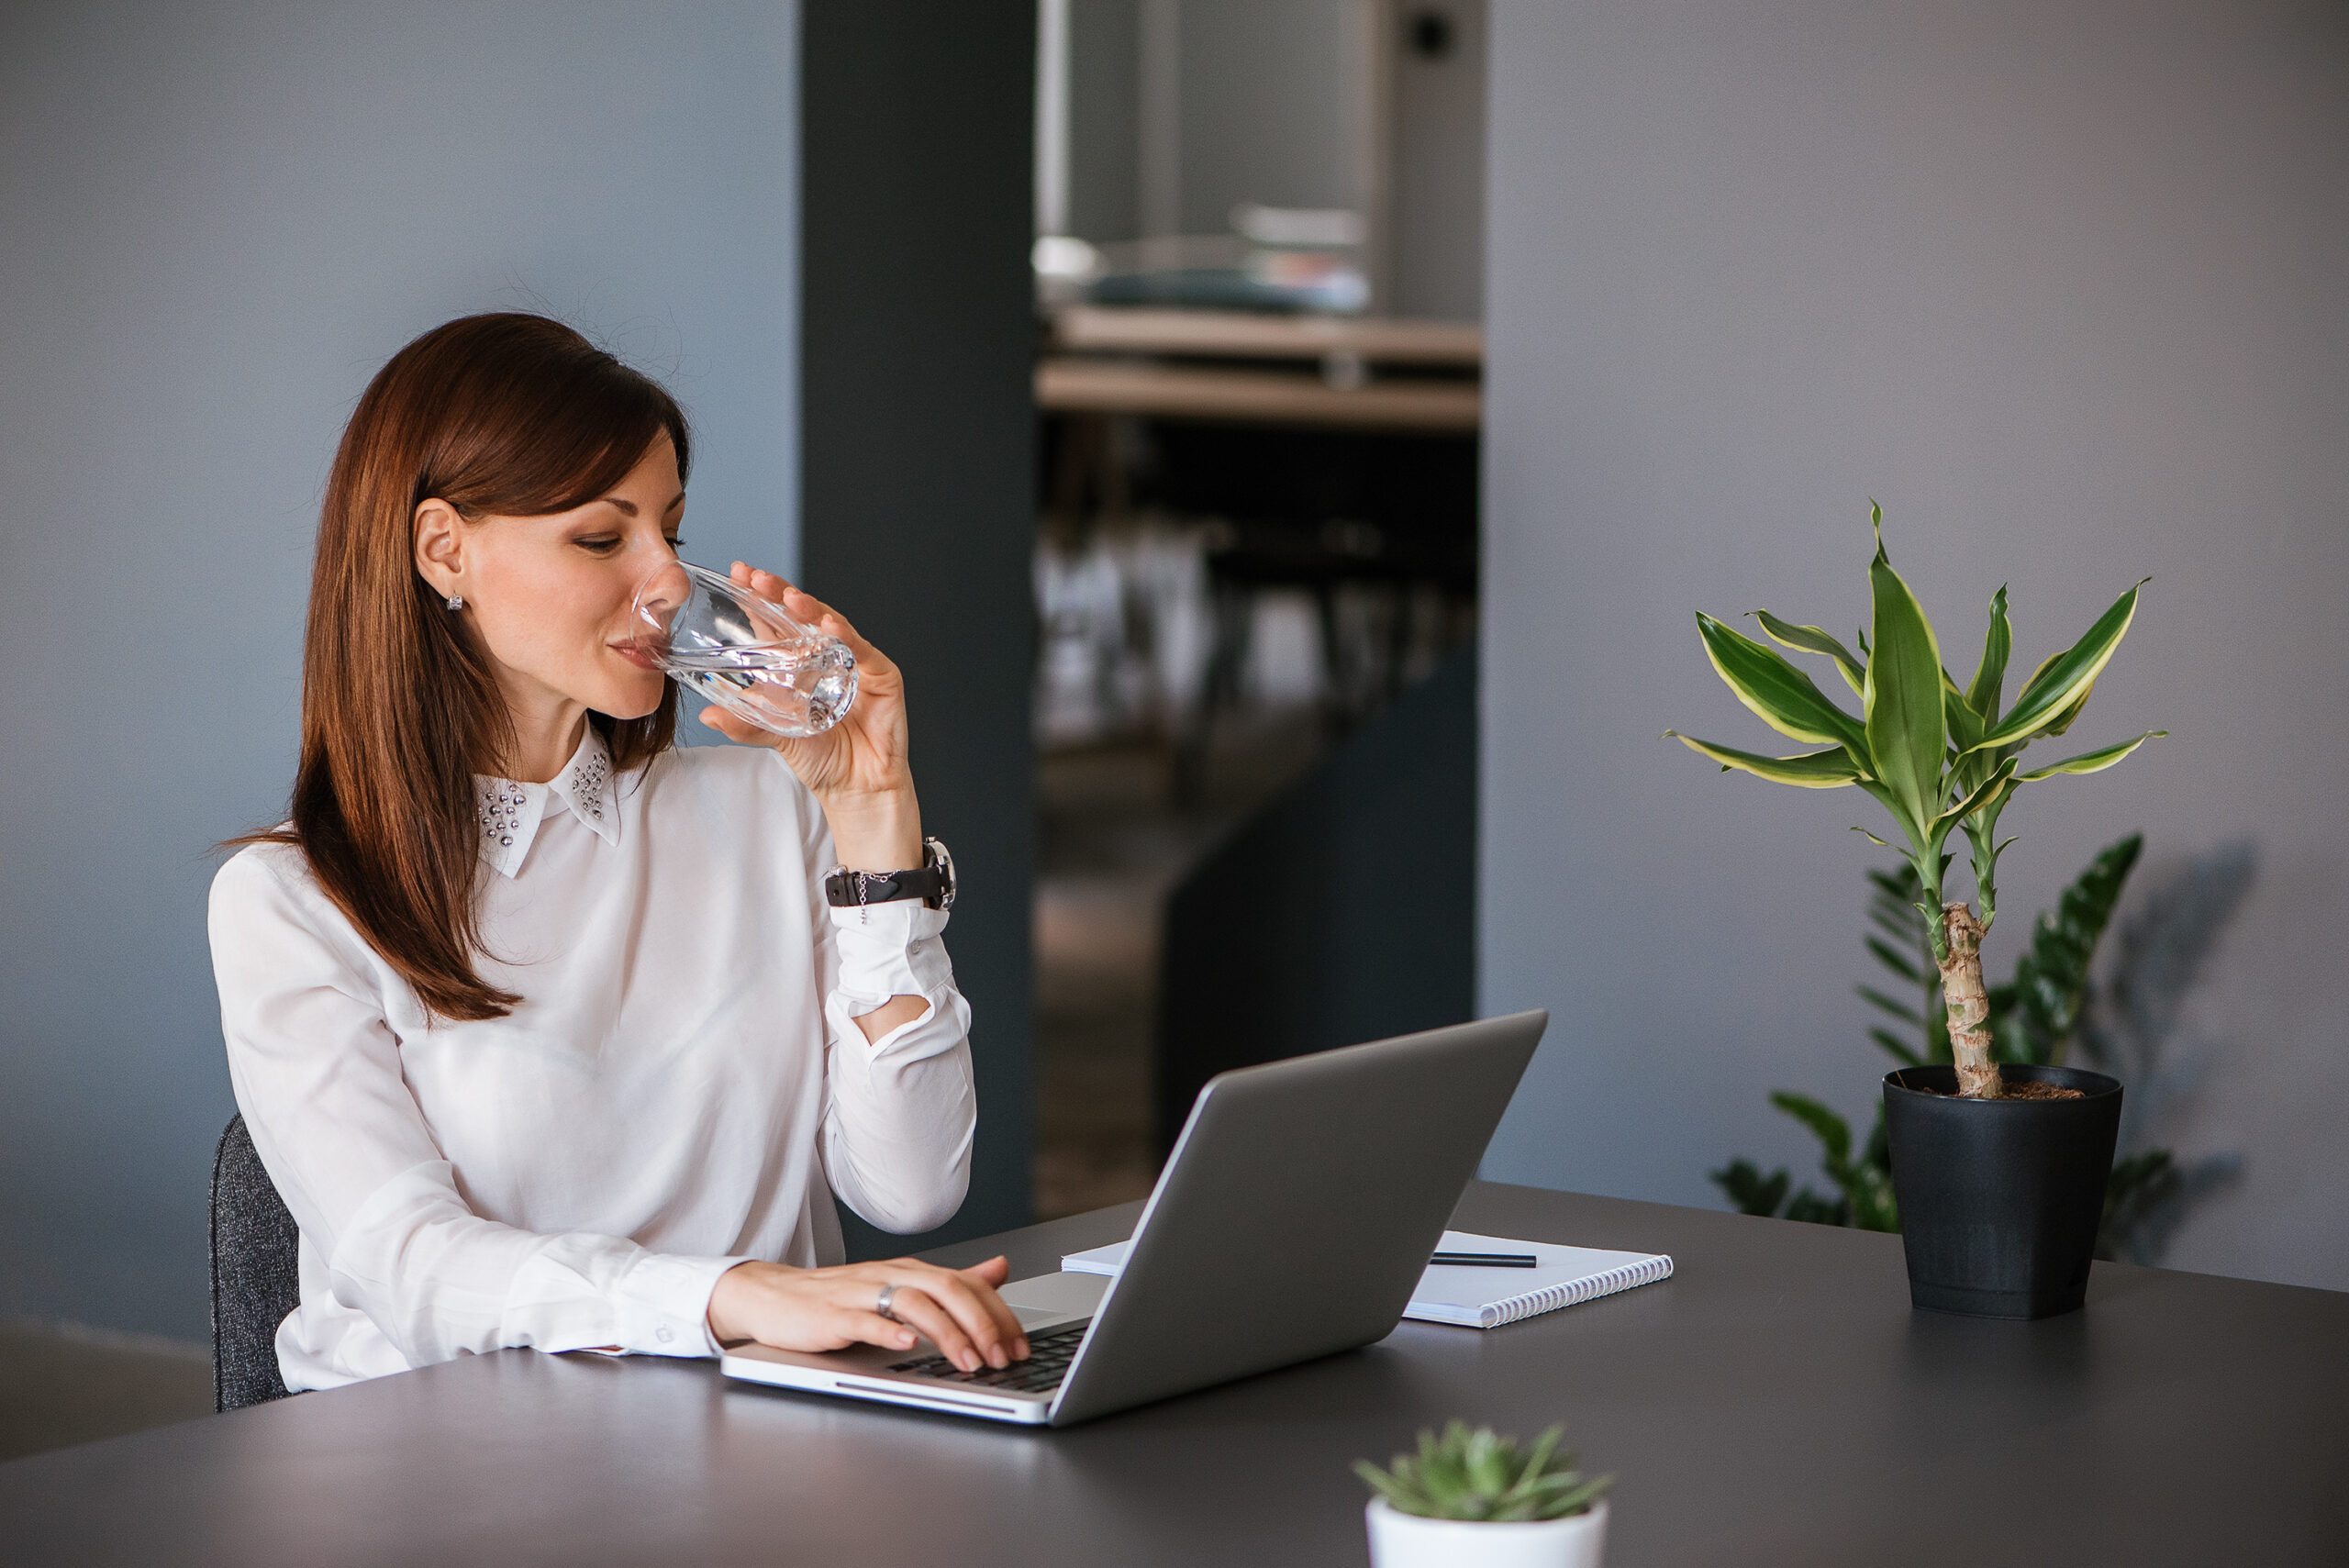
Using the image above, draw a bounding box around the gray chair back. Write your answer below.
[209,1114,301,1411]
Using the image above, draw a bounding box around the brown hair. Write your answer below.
[246,313,688,1020]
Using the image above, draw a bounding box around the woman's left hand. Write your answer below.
[699,563,923,873]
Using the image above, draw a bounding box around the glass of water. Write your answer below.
[628,561,858,738]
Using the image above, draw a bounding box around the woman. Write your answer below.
[210,313,1027,1392]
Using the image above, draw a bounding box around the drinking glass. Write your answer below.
[628,561,858,738]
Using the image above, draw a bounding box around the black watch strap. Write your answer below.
[825,837,955,911]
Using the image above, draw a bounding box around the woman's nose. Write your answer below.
[631,558,688,621]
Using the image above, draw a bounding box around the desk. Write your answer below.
[1048,306,1483,368]
[1036,359,1481,434]
[6,1182,2345,1565]
[1037,306,1482,435]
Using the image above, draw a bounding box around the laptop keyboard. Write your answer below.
[886,1319,1090,1395]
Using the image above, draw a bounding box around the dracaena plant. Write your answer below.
[1664,505,2163,1099]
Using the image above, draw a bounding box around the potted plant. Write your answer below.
[1666,505,2163,1318]
[1355,1421,1612,1568]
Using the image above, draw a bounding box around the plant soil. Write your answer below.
[1918,1078,2084,1101]
[1995,1080,2085,1100]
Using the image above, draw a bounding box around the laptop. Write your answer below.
[720,1010,1547,1427]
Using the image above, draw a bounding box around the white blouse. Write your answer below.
[207,728,974,1393]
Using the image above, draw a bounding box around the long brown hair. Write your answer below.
[248,314,688,1021]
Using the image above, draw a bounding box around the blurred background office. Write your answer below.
[5,0,2346,1462]
[1024,0,1488,1219]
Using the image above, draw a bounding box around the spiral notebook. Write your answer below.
[1060,1229,1673,1330]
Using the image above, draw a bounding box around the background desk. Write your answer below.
[6,1182,2345,1565]
[1037,306,1482,437]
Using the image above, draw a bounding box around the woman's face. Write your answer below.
[413,433,685,733]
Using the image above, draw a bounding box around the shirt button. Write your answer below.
[657,1327,674,1343]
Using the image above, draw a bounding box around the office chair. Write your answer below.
[209,1114,301,1412]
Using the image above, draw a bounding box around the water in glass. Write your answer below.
[629,561,857,738]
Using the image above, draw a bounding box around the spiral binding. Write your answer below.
[1478,1254,1676,1329]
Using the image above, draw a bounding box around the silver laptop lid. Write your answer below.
[1047,1010,1547,1426]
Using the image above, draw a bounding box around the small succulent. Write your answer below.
[1354,1421,1612,1523]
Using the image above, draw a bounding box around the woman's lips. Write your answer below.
[610,639,662,673]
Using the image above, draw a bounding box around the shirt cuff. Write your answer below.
[612,1251,751,1358]
[829,900,953,1010]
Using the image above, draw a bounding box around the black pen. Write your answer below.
[1430,1251,1539,1268]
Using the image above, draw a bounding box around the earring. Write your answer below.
[447,594,465,611]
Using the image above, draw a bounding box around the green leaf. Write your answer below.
[1862,1108,1891,1166]
[1965,585,2011,723]
[1963,787,2022,930]
[1710,1158,1790,1218]
[1861,518,1948,853]
[1516,1428,1564,1492]
[1868,1027,1925,1068]
[2014,731,2166,782]
[1851,778,1932,880]
[1664,732,1864,788]
[1360,1425,1608,1522]
[1943,671,1984,755]
[2034,675,2096,739]
[1863,936,1925,984]
[2008,834,2142,1065]
[1857,983,1921,1023]
[1865,865,1913,892]
[1867,909,1918,945]
[1934,757,2019,835]
[1539,1474,1613,1520]
[1846,1156,1900,1232]
[2099,1150,2185,1262]
[1467,1431,1510,1498]
[1970,580,2148,751]
[1770,1091,1853,1169]
[1752,610,1866,696]
[1695,613,1870,752]
[1783,1188,1849,1226]
[1354,1461,1423,1515]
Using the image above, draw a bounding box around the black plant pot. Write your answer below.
[1881,1064,2122,1320]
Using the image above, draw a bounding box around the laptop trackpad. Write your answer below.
[1000,1270,1109,1329]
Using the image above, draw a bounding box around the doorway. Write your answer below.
[1029,0,1490,1218]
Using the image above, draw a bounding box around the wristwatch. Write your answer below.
[824,836,956,912]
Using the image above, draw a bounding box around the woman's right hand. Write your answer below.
[706,1254,1030,1373]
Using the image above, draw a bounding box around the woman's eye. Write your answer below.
[575,537,621,553]
[666,537,685,551]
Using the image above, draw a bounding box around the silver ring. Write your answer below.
[874,1283,900,1323]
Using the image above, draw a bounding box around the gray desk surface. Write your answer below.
[6,1182,2346,1565]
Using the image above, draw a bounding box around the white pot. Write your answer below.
[1364,1497,1608,1568]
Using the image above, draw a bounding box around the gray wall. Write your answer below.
[1478,2,2349,1290]
[1062,0,1485,317]
[1068,0,1142,242]
[0,0,801,1340]
[1061,0,1361,243]
[1390,0,1485,320]
[1174,0,1361,233]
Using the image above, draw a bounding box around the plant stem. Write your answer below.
[1937,902,2002,1098]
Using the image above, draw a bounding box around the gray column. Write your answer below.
[800,0,1038,1250]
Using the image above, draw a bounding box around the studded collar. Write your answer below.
[473,728,620,879]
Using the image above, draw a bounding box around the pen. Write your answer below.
[1430,1251,1538,1268]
